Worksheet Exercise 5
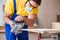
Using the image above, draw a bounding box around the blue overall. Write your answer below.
[5,0,28,40]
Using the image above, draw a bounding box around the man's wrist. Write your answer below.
[23,17,26,22]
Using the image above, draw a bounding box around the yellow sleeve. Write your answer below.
[4,0,14,15]
[24,0,28,3]
[30,7,38,15]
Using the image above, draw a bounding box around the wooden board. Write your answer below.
[52,22,60,29]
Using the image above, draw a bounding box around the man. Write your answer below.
[4,0,41,40]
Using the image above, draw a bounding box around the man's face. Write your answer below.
[26,0,38,8]
[25,0,38,12]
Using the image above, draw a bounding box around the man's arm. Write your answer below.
[23,14,37,26]
[4,11,13,26]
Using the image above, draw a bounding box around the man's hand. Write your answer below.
[15,16,24,22]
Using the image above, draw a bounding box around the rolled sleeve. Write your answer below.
[4,0,14,15]
[30,7,38,15]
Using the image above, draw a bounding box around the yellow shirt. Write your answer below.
[5,0,38,16]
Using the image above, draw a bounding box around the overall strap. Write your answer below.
[13,0,16,13]
[10,0,17,20]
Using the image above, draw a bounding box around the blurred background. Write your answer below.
[0,0,60,40]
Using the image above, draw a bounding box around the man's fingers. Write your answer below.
[15,16,23,21]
